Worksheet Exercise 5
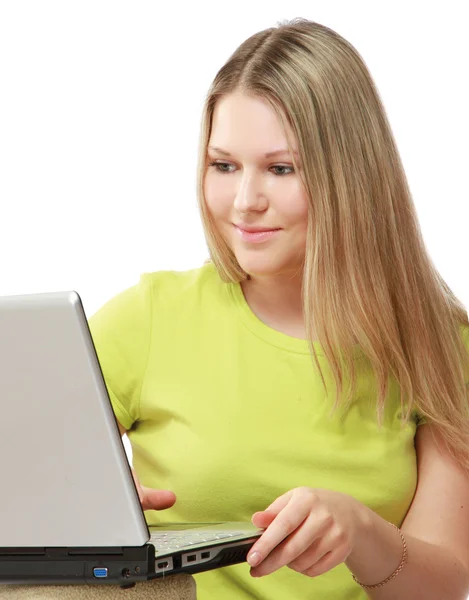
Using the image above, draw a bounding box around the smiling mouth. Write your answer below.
[234,225,281,242]
[235,224,281,233]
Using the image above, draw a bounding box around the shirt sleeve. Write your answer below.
[462,324,469,385]
[415,323,469,428]
[87,274,153,431]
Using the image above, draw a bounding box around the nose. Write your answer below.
[233,170,268,214]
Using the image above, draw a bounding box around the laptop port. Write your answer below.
[187,554,197,563]
[157,561,169,569]
[201,552,210,559]
[93,567,108,578]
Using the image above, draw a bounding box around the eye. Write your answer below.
[207,161,235,173]
[271,165,294,176]
[207,162,294,176]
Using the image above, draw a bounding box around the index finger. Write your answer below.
[248,498,310,564]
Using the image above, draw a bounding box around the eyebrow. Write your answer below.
[208,146,299,158]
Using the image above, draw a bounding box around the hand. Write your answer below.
[131,467,177,512]
[247,487,361,579]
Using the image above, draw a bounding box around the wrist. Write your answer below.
[347,499,375,566]
[345,502,404,584]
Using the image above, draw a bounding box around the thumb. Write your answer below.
[140,487,177,512]
[130,468,176,511]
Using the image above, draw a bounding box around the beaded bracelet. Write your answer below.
[352,523,408,589]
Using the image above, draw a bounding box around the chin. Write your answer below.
[235,257,288,278]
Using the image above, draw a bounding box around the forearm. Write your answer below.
[345,503,469,599]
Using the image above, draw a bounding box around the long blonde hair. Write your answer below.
[195,18,469,469]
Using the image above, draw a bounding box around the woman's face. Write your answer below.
[204,92,309,279]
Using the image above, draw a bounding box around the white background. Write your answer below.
[1,0,468,565]
[0,2,467,313]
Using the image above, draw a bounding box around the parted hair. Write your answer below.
[195,18,469,470]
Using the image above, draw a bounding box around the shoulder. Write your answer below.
[88,262,221,334]
[143,261,220,293]
[141,261,225,309]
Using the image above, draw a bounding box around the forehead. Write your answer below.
[209,93,297,154]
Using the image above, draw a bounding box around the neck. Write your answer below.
[241,271,304,323]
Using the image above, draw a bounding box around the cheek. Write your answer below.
[283,193,309,228]
[295,187,310,218]
[204,177,229,217]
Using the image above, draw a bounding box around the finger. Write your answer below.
[141,488,177,512]
[288,524,352,578]
[264,490,294,513]
[251,490,294,527]
[251,511,325,577]
[252,511,276,528]
[248,495,310,567]
[303,546,348,578]
[131,471,144,503]
[287,526,337,574]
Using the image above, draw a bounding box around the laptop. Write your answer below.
[0,290,264,587]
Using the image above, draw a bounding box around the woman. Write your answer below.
[88,18,469,599]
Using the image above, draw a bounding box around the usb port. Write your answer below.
[187,554,197,563]
[201,552,210,559]
[157,561,169,569]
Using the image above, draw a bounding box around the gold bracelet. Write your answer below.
[352,523,408,590]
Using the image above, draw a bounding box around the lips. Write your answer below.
[234,225,281,243]
[235,225,281,233]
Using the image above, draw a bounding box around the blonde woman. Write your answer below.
[89,18,469,599]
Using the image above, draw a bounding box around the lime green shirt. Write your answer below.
[88,262,431,599]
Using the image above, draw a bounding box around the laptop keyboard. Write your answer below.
[149,529,246,552]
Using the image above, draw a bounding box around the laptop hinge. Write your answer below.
[66,547,125,556]
[0,548,45,556]
[0,547,144,558]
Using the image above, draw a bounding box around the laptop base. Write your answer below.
[0,546,154,586]
[0,540,255,586]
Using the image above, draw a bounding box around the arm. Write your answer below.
[116,420,177,511]
[345,423,469,599]
[117,421,127,437]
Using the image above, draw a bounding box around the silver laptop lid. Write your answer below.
[0,291,149,548]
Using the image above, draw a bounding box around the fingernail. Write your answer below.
[247,552,261,567]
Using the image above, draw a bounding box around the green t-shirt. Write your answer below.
[88,262,438,599]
